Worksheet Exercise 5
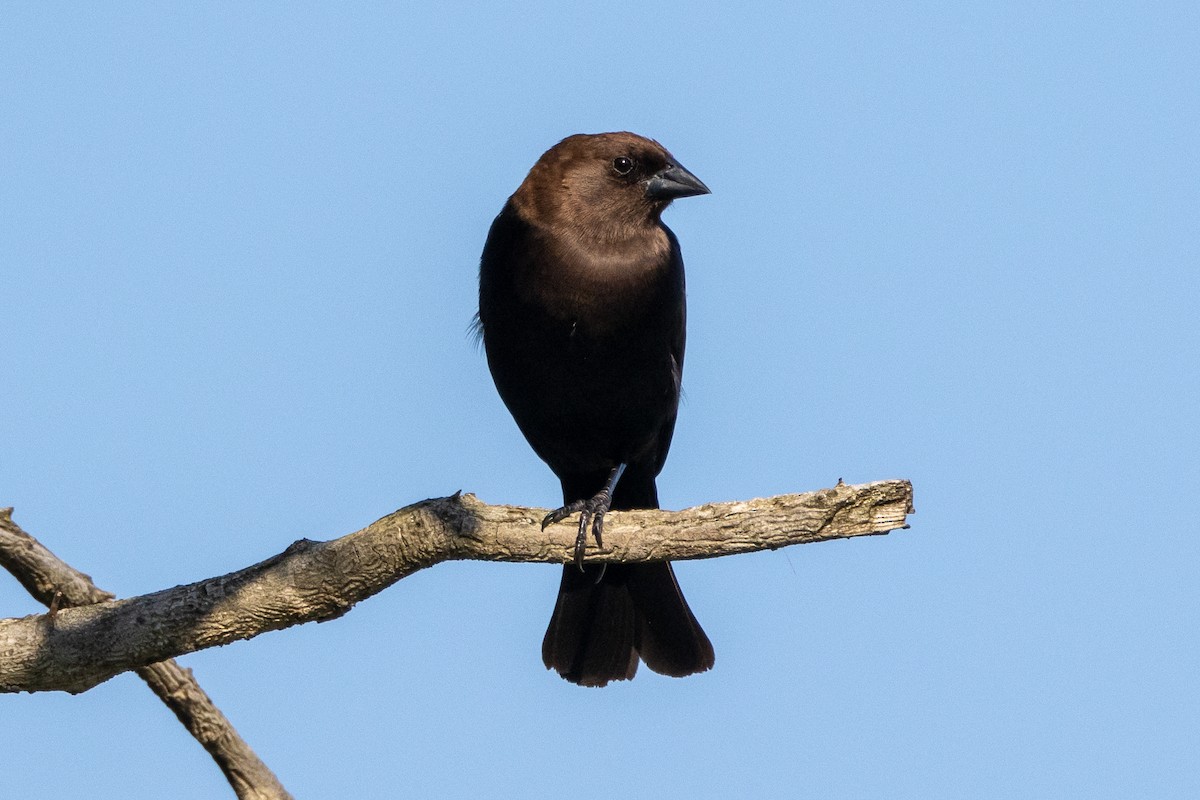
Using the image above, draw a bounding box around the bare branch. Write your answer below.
[0,507,293,800]
[1,479,912,696]
[137,661,292,800]
[0,508,115,606]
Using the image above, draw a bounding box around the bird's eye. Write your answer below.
[612,156,635,175]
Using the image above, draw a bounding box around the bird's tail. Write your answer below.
[541,562,714,687]
[541,475,714,687]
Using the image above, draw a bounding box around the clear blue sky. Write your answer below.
[3,3,1197,798]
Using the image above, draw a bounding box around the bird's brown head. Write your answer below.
[512,132,709,240]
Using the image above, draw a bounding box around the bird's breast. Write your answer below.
[518,233,673,337]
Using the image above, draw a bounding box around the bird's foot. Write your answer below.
[542,489,615,571]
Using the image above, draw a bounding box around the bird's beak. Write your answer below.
[645,162,711,201]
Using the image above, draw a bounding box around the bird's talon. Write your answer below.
[546,479,618,570]
[542,500,584,530]
[573,522,589,571]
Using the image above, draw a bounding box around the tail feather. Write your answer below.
[629,561,714,677]
[543,470,713,686]
[542,561,713,686]
[542,565,639,687]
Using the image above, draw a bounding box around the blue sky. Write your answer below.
[3,3,1198,798]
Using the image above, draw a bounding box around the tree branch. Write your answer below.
[0,507,293,800]
[1,479,912,697]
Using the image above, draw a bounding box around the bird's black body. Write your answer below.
[480,203,684,482]
[478,132,714,686]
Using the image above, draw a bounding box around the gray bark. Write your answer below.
[0,507,293,799]
[1,479,912,697]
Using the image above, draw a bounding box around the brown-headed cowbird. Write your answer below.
[477,132,714,686]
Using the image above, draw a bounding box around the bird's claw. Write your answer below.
[541,500,584,531]
[543,490,613,571]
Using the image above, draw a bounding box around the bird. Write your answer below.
[476,132,715,686]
